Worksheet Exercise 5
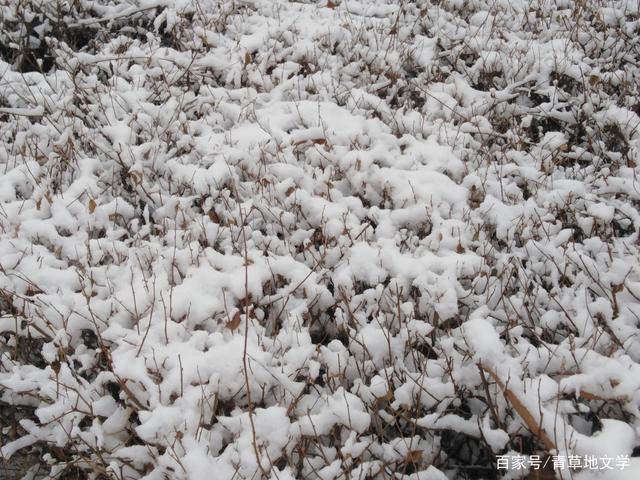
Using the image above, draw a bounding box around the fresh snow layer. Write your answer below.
[1,0,640,479]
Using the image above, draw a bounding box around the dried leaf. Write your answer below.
[128,170,142,185]
[577,389,607,401]
[405,450,423,463]
[88,199,97,213]
[326,0,336,8]
[244,52,252,65]
[208,209,220,223]
[50,360,60,375]
[227,310,241,330]
[293,137,327,147]
[483,365,556,452]
[375,389,393,402]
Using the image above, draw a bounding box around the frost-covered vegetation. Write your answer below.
[1,0,640,479]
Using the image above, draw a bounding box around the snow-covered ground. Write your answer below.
[1,0,640,478]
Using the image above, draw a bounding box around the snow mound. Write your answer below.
[2,0,640,479]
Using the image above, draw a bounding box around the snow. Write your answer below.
[2,0,640,479]
[462,317,505,368]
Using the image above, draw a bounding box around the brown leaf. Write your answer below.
[227,310,241,330]
[88,199,97,213]
[326,0,337,8]
[612,283,624,294]
[208,209,220,223]
[404,449,423,464]
[577,389,607,401]
[456,242,465,254]
[482,365,556,452]
[128,170,142,185]
[293,137,328,147]
[244,52,252,66]
[376,389,393,402]
[50,360,61,375]
[50,446,68,461]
